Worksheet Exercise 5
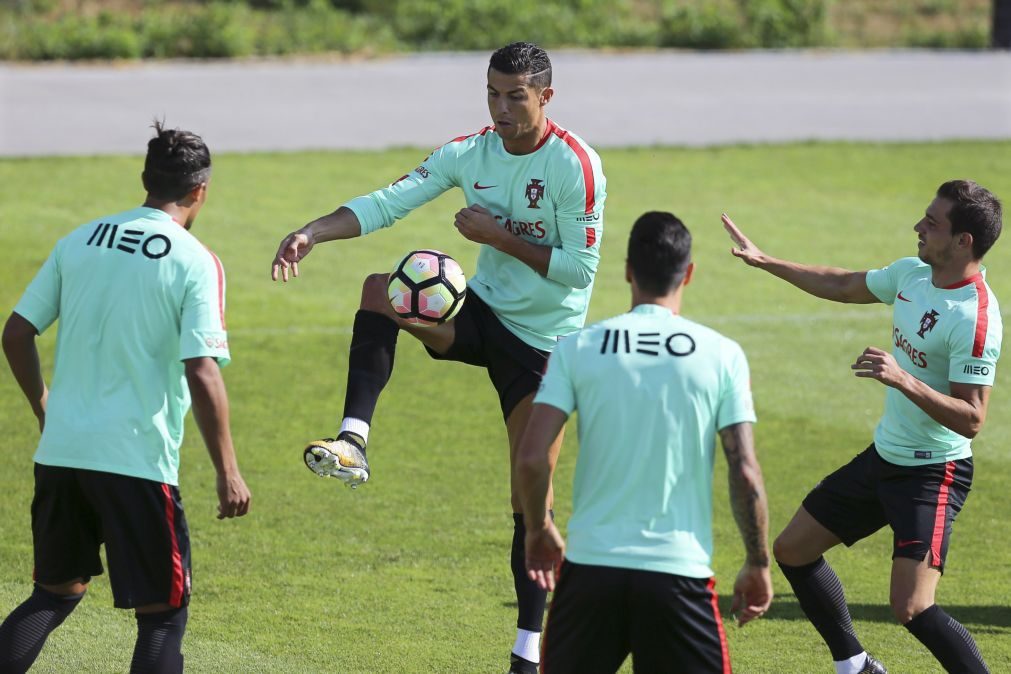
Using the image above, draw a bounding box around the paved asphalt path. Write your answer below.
[1,50,1009,156]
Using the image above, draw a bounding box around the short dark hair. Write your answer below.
[142,120,212,202]
[627,211,692,296]
[937,180,1002,259]
[488,42,552,90]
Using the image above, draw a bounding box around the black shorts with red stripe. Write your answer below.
[425,291,549,421]
[541,560,731,674]
[31,464,191,609]
[803,444,972,571]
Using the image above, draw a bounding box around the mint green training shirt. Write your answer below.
[345,120,607,351]
[865,257,1001,466]
[13,207,230,486]
[535,304,757,578]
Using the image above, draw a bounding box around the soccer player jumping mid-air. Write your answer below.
[270,42,606,673]
[723,180,1001,674]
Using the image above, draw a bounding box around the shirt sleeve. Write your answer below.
[717,341,757,430]
[947,301,1001,386]
[179,249,230,366]
[865,257,920,305]
[13,244,62,334]
[344,145,458,235]
[533,336,576,415]
[546,148,606,290]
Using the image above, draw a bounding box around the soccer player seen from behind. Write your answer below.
[0,122,252,674]
[723,179,1001,674]
[519,212,772,673]
[269,42,605,673]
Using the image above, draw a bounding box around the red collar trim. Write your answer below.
[943,272,983,290]
[530,119,556,152]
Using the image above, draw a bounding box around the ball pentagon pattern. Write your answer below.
[387,249,466,326]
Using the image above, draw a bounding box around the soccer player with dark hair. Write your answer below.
[518,211,772,673]
[723,179,1002,674]
[270,41,606,672]
[0,121,252,673]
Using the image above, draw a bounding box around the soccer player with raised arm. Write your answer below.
[723,180,1001,674]
[518,212,772,673]
[269,42,605,673]
[0,122,251,673]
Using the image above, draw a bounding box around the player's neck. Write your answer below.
[631,292,682,316]
[502,118,549,155]
[142,199,191,229]
[930,259,981,289]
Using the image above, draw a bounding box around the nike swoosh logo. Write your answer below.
[473,182,496,190]
[897,291,912,302]
[896,539,923,548]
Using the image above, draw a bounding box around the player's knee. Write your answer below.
[360,273,391,312]
[889,593,930,624]
[772,532,796,565]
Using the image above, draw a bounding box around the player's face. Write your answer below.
[914,197,959,266]
[487,68,552,148]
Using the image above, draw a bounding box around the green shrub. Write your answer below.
[659,4,745,49]
[739,0,829,48]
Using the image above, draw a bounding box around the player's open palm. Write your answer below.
[271,230,315,282]
[525,522,565,591]
[216,471,252,519]
[731,563,773,626]
[722,213,766,267]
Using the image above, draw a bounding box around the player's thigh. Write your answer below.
[783,445,888,562]
[628,572,730,674]
[359,271,457,354]
[889,556,941,623]
[542,561,631,674]
[30,464,104,586]
[78,471,192,610]
[507,393,564,511]
[879,457,972,573]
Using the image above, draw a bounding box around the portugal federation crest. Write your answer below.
[917,309,940,338]
[525,178,545,209]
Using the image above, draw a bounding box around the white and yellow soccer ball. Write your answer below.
[387,249,467,326]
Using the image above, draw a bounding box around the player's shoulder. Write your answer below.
[432,126,496,157]
[680,316,747,356]
[880,256,928,278]
[543,120,601,164]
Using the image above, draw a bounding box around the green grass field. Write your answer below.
[1,141,1010,673]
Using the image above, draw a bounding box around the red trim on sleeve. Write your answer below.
[449,126,493,144]
[161,484,186,608]
[550,124,596,215]
[930,462,956,568]
[204,247,227,330]
[707,577,732,674]
[970,276,989,358]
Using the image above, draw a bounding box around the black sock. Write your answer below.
[511,511,553,638]
[342,310,400,426]
[904,604,990,673]
[778,557,863,661]
[0,584,84,673]
[130,607,187,674]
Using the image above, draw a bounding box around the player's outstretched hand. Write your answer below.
[525,521,565,591]
[216,470,252,519]
[722,213,767,268]
[271,230,314,282]
[731,563,773,626]
[852,346,909,389]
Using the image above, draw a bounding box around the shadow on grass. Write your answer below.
[722,594,1011,631]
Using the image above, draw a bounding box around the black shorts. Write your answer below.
[426,291,549,420]
[542,561,731,674]
[31,464,192,609]
[803,444,972,571]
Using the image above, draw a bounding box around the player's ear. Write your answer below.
[625,260,633,284]
[683,262,695,287]
[183,181,208,206]
[956,231,973,253]
[539,86,554,106]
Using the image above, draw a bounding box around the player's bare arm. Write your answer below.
[455,205,552,277]
[722,213,879,304]
[271,206,364,282]
[516,402,569,591]
[719,421,773,626]
[2,312,47,432]
[185,357,252,519]
[852,347,991,438]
